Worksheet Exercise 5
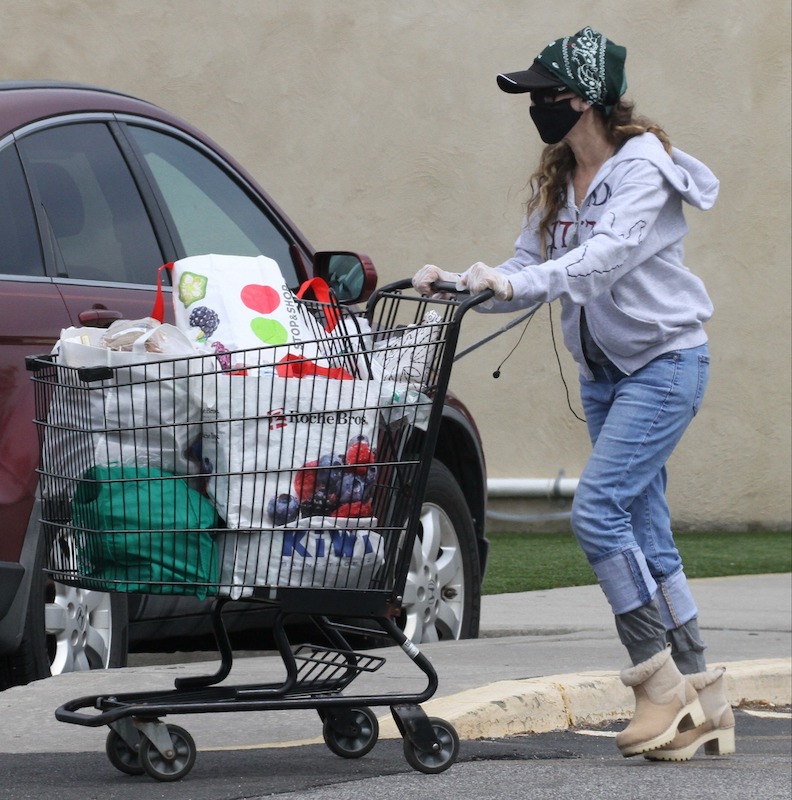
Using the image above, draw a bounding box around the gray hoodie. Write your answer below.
[482,132,719,378]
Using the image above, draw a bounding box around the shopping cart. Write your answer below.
[27,279,490,782]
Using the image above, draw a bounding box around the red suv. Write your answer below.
[0,82,488,690]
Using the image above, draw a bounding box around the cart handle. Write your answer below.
[430,281,495,303]
[431,280,469,295]
[371,277,493,299]
[367,279,494,321]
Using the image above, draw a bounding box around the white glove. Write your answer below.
[460,262,513,300]
[412,264,461,296]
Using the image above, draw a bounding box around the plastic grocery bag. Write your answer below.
[205,370,384,597]
[352,309,444,432]
[71,465,219,598]
[215,524,385,599]
[275,527,384,588]
[370,309,444,387]
[202,373,380,530]
[45,322,208,482]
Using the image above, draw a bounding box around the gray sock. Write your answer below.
[667,616,707,674]
[615,597,668,666]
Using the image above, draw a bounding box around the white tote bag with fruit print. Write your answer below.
[153,254,320,372]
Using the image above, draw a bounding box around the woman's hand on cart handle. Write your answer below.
[412,263,498,300]
[412,264,462,297]
[459,262,513,301]
[428,281,497,305]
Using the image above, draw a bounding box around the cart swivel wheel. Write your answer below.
[105,728,144,776]
[138,724,196,782]
[322,706,379,758]
[402,716,459,774]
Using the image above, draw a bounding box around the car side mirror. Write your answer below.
[314,251,378,303]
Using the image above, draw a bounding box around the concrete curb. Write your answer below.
[377,658,791,740]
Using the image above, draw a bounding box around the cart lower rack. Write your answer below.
[28,279,491,781]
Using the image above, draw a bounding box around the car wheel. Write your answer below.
[45,577,128,676]
[400,459,481,643]
[0,530,128,688]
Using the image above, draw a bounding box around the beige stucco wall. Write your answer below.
[4,1,790,529]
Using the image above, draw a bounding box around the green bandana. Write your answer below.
[535,27,627,114]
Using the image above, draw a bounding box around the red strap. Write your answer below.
[296,277,340,332]
[152,262,174,323]
[275,353,353,381]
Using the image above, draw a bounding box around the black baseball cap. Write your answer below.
[496,61,566,94]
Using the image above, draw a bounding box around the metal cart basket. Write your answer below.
[27,279,490,781]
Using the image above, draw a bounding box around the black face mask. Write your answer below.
[529,99,583,144]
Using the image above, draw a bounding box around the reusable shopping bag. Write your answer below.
[153,253,321,373]
[71,465,219,598]
[371,309,444,387]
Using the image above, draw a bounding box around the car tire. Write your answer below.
[401,459,481,643]
[0,529,128,688]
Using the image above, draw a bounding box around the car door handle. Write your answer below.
[78,308,124,327]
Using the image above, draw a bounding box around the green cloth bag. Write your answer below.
[72,465,219,598]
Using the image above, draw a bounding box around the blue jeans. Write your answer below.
[571,345,710,629]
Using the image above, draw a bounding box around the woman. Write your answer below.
[413,27,735,761]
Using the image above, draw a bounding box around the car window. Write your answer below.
[0,143,46,277]
[17,122,164,284]
[125,125,298,285]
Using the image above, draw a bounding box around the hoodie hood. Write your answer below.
[610,133,720,211]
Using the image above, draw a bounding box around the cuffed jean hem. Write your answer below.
[656,567,699,629]
[592,546,658,615]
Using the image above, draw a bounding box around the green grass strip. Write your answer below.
[482,530,792,595]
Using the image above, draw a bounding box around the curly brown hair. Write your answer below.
[525,100,672,258]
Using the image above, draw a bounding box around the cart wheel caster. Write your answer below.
[105,728,143,775]
[402,716,459,774]
[322,706,379,758]
[138,724,196,782]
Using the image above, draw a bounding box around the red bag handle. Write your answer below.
[275,353,353,381]
[152,262,174,323]
[296,277,340,332]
